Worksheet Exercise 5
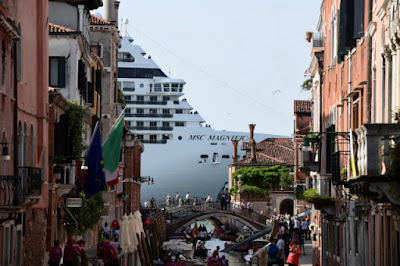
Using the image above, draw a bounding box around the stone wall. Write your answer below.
[23,207,47,265]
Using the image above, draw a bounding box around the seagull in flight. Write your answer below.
[273,90,282,95]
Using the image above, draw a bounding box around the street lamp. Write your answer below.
[1,132,10,161]
[302,137,313,152]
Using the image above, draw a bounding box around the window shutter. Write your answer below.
[337,0,347,62]
[353,0,365,39]
[88,81,94,105]
[96,69,102,93]
[58,57,66,88]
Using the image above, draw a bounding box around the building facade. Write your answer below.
[303,1,400,265]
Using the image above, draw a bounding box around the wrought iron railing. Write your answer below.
[0,167,41,207]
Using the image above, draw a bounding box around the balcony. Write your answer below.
[140,140,167,144]
[125,100,167,105]
[125,113,173,118]
[128,126,173,131]
[345,124,400,204]
[0,167,42,207]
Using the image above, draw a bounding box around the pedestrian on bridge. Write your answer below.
[220,193,226,210]
[175,192,180,203]
[186,192,190,205]
[225,193,231,210]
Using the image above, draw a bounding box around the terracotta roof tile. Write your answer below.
[238,138,294,166]
[90,13,111,25]
[294,100,311,113]
[49,23,75,33]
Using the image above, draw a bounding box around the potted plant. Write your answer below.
[340,168,347,179]
[117,192,129,201]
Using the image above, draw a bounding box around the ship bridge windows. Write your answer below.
[171,83,179,92]
[123,81,135,91]
[118,52,135,62]
[179,84,184,92]
[175,122,185,127]
[163,83,170,92]
[154,83,162,92]
[118,68,167,78]
[176,109,183,114]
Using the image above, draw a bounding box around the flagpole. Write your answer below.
[102,107,126,144]
[85,122,99,157]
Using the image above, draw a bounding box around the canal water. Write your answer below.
[190,220,249,265]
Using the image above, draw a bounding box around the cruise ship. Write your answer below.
[118,36,281,202]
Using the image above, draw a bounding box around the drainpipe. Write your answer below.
[232,140,238,164]
[348,50,352,132]
[366,0,373,123]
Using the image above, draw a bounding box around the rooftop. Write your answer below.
[238,138,294,166]
[90,13,111,25]
[49,22,75,33]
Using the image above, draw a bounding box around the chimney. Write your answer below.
[232,140,239,164]
[104,0,115,22]
[114,1,120,26]
[249,124,257,163]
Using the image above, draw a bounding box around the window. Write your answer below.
[150,135,157,143]
[352,96,360,129]
[137,121,144,127]
[163,96,170,101]
[162,135,170,140]
[149,109,157,114]
[118,52,134,62]
[212,153,220,164]
[176,109,183,114]
[150,122,157,127]
[136,108,144,114]
[49,57,66,87]
[150,96,157,102]
[125,108,131,114]
[222,155,230,159]
[163,109,170,114]
[154,83,162,92]
[175,122,184,127]
[171,83,179,92]
[136,96,144,101]
[163,83,170,92]
[162,122,170,127]
[137,135,144,140]
[123,81,135,91]
[30,125,34,166]
[179,84,184,92]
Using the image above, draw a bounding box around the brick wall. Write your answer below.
[23,207,47,265]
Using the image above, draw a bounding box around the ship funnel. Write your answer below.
[232,140,239,164]
[249,124,257,163]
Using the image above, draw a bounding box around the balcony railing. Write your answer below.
[140,140,167,144]
[128,126,173,131]
[0,167,42,207]
[355,124,400,177]
[125,113,173,118]
[125,100,167,105]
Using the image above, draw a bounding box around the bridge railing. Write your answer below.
[166,201,269,227]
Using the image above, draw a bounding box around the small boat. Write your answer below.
[198,231,210,241]
[218,234,237,241]
[224,241,251,252]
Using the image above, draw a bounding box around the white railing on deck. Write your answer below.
[355,124,400,177]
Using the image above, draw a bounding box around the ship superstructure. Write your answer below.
[118,36,281,201]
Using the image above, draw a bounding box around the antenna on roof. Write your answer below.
[121,18,129,37]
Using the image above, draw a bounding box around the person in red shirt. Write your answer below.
[286,239,301,266]
[49,240,62,266]
[64,238,79,266]
[111,219,119,240]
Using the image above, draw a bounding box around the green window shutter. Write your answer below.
[58,56,65,87]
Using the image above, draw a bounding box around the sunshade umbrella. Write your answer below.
[162,240,193,251]
[119,214,131,252]
[128,213,139,252]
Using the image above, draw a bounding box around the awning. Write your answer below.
[295,208,311,219]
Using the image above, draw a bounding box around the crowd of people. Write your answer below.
[264,214,310,266]
[48,238,89,266]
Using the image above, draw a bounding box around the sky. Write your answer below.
[97,0,321,136]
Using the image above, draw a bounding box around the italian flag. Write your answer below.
[102,114,124,186]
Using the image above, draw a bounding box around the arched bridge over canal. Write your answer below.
[165,202,269,236]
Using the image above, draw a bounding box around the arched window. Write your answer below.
[30,124,35,166]
[17,121,23,166]
[23,122,28,166]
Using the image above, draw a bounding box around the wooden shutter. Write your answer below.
[58,57,65,88]
[353,0,365,39]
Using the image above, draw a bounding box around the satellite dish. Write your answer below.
[122,18,129,25]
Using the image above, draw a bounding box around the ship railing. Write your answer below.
[127,126,173,131]
[125,100,167,105]
[125,113,173,118]
[140,140,167,144]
